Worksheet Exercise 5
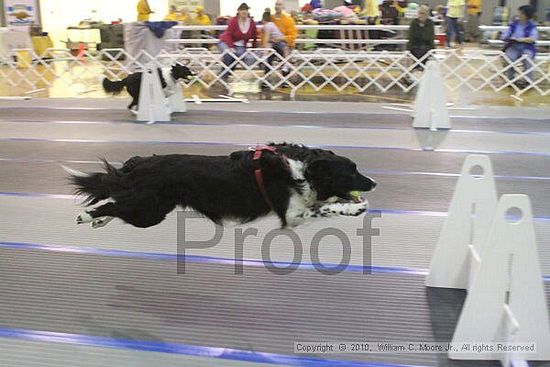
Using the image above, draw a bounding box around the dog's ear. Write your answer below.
[305,158,331,180]
[305,157,334,200]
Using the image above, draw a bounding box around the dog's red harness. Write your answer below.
[251,145,279,210]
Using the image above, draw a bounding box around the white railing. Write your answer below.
[0,47,548,99]
[479,25,550,32]
[173,24,410,31]
[166,38,411,45]
[173,24,550,32]
[168,23,550,50]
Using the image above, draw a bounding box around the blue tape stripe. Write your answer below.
[2,157,550,182]
[0,241,428,276]
[0,327,424,367]
[2,241,550,283]
[0,191,75,200]
[3,137,550,157]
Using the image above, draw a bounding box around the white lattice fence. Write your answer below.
[0,48,548,98]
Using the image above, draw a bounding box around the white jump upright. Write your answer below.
[426,154,497,290]
[412,60,451,131]
[426,154,550,364]
[450,194,550,362]
[136,63,186,123]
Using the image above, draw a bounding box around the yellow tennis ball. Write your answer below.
[350,191,362,200]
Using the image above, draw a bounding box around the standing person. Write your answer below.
[217,3,257,81]
[445,0,465,48]
[464,0,482,42]
[408,5,435,63]
[501,5,538,85]
[137,0,153,22]
[360,0,380,24]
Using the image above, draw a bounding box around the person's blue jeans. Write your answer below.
[446,17,462,47]
[264,41,288,74]
[217,42,255,79]
[504,44,535,82]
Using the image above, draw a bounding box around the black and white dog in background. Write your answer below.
[102,64,195,112]
[63,143,377,229]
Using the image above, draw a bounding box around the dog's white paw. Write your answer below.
[344,200,369,216]
[91,218,106,229]
[76,212,93,224]
[90,216,113,229]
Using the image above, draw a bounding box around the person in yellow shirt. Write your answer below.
[464,0,482,42]
[360,0,380,24]
[445,0,465,47]
[164,5,179,21]
[272,0,297,49]
[192,6,211,26]
[137,0,153,22]
[177,8,191,24]
[191,6,212,49]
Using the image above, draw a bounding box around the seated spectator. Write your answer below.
[178,8,191,24]
[217,3,257,81]
[192,6,211,25]
[164,6,190,23]
[408,5,435,64]
[261,9,290,76]
[164,5,179,21]
[192,6,212,49]
[272,0,297,50]
[310,0,322,9]
[501,5,538,85]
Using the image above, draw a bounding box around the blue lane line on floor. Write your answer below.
[0,241,429,276]
[2,191,550,222]
[2,157,550,182]
[3,137,550,158]
[2,241,550,283]
[0,327,425,367]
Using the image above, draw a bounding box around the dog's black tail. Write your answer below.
[102,78,126,94]
[61,159,120,206]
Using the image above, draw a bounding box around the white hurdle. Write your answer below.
[412,60,451,131]
[426,154,550,364]
[136,63,187,124]
[426,155,497,290]
[450,194,550,363]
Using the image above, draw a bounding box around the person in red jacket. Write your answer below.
[218,3,257,80]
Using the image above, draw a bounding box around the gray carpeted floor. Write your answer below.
[1,100,549,367]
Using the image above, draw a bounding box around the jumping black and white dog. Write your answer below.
[102,64,195,111]
[63,143,376,229]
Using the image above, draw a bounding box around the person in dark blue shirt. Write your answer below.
[501,5,538,84]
